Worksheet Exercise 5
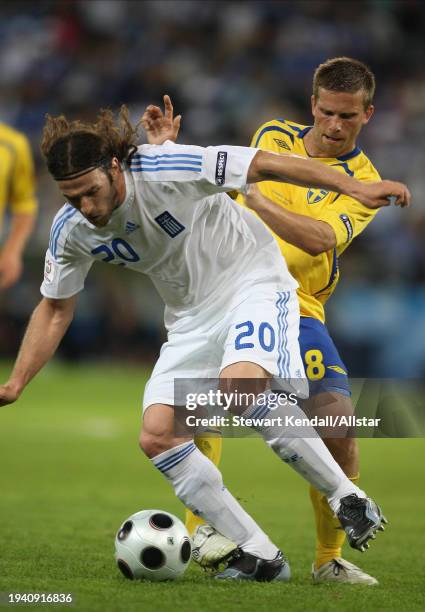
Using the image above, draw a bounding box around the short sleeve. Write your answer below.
[10,133,37,215]
[40,248,93,299]
[319,157,381,249]
[129,142,258,197]
[321,194,379,250]
[41,207,92,298]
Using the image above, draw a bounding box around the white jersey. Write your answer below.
[41,141,297,330]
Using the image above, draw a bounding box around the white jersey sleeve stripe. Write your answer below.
[130,152,202,161]
[131,159,202,167]
[130,152,202,172]
[50,207,77,258]
[130,165,202,173]
[49,204,73,252]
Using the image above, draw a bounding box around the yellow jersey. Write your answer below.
[0,122,37,231]
[243,119,381,323]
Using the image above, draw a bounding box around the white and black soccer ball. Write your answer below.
[115,509,192,581]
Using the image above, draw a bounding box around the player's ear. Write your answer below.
[110,157,122,176]
[363,105,374,125]
[311,95,317,116]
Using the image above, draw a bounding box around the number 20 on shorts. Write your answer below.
[235,320,275,352]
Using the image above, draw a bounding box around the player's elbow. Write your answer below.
[303,225,336,256]
[304,241,332,257]
[304,230,336,257]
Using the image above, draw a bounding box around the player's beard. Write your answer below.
[95,181,121,227]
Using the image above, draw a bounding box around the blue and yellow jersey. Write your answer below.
[242,119,381,323]
[0,123,37,230]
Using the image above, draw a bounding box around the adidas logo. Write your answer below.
[125,221,140,234]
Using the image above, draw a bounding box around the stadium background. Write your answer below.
[0,0,424,378]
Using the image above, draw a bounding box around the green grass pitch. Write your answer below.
[0,361,424,611]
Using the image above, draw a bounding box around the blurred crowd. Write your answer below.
[0,0,424,377]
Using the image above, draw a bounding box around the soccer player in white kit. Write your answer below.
[0,103,408,581]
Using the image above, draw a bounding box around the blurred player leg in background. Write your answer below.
[299,317,377,584]
[186,430,222,534]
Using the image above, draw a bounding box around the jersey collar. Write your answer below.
[298,126,361,161]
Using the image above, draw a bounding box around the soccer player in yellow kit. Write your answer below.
[0,123,37,290]
[189,58,393,585]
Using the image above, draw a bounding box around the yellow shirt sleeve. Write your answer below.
[9,133,37,215]
[321,194,378,252]
[318,159,381,252]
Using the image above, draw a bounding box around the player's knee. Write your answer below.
[139,430,174,458]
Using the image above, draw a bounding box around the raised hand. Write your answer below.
[141,95,181,145]
[357,180,411,209]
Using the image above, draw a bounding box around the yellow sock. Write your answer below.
[185,431,222,535]
[310,474,360,569]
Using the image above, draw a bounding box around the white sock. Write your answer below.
[152,440,278,559]
[243,395,365,513]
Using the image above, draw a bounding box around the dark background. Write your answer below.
[1,0,424,377]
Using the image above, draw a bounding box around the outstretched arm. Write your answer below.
[141,95,410,209]
[247,150,410,210]
[0,295,77,406]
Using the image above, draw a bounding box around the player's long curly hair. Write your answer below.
[41,106,141,180]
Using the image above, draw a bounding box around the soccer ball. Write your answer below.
[114,509,192,581]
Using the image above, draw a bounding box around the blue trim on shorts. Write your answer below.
[276,291,290,378]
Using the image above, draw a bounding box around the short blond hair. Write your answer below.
[313,57,375,109]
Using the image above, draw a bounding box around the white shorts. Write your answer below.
[142,288,307,412]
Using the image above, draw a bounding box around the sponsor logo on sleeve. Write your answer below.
[44,255,56,284]
[215,151,228,186]
[154,211,185,238]
[339,213,353,242]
